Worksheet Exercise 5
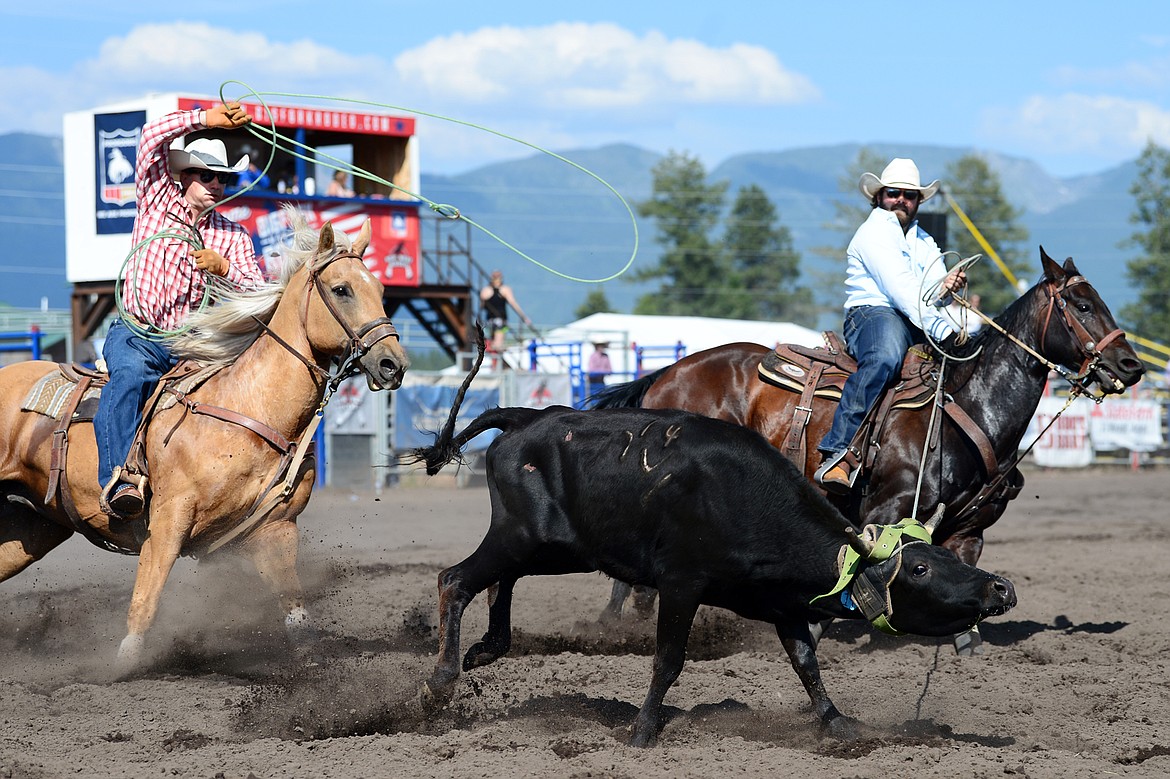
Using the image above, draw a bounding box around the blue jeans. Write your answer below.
[94,319,177,489]
[818,305,922,457]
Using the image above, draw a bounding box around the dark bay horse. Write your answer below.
[0,210,409,670]
[593,249,1143,652]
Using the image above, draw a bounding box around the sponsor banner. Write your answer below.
[513,373,572,409]
[394,374,502,452]
[225,197,420,285]
[94,111,144,234]
[176,98,414,137]
[325,376,378,435]
[1026,395,1093,467]
[1089,398,1164,452]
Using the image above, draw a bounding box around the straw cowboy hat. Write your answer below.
[168,137,249,179]
[858,158,940,202]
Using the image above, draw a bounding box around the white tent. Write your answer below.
[499,312,824,379]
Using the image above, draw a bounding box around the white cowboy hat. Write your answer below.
[168,137,249,178]
[858,158,940,202]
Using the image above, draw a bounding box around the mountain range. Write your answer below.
[0,133,1140,331]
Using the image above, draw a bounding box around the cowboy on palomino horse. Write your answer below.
[813,158,968,493]
[95,101,263,520]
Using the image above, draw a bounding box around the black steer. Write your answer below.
[410,403,1016,746]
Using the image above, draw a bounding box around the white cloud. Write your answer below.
[394,22,819,109]
[983,93,1170,159]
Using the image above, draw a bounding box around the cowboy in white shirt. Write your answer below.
[814,158,966,493]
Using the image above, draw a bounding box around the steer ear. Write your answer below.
[923,504,946,537]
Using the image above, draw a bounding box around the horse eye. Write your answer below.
[332,284,351,298]
[1076,301,1091,314]
[912,563,929,578]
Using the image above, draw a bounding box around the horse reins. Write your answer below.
[931,274,1126,527]
[953,274,1124,396]
[250,250,400,399]
[201,250,400,555]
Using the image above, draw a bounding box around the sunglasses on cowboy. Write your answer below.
[184,168,235,185]
[882,187,921,202]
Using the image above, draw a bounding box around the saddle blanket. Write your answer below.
[21,369,103,420]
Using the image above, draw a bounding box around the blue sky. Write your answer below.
[4,1,1170,177]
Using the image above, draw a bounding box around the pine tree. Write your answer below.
[1121,141,1170,342]
[943,155,1031,316]
[633,151,730,316]
[722,184,814,324]
[575,287,613,319]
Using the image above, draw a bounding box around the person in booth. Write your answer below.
[94,102,265,519]
[813,158,966,494]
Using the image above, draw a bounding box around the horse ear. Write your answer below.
[1063,256,1081,276]
[318,221,336,255]
[353,219,372,257]
[1039,245,1064,282]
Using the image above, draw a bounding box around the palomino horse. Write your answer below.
[0,209,409,669]
[594,249,1144,652]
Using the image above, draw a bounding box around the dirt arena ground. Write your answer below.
[1,466,1167,778]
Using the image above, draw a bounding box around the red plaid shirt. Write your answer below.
[121,109,263,331]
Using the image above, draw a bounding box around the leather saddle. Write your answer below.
[756,332,995,484]
[22,360,215,550]
[758,329,1006,493]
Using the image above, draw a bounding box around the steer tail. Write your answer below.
[398,325,486,475]
[401,326,542,477]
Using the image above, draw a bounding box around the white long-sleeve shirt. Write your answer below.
[843,207,957,342]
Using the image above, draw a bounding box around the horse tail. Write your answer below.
[585,367,668,410]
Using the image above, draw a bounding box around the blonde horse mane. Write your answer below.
[167,206,356,367]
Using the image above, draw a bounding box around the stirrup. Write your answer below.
[98,466,148,516]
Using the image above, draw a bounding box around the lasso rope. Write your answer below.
[220,81,640,284]
[116,81,642,338]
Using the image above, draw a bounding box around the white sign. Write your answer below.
[1026,396,1093,467]
[1090,399,1164,452]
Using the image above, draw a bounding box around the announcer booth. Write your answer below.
[61,92,422,353]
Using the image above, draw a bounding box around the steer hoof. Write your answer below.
[417,678,455,712]
[823,714,861,742]
[626,722,658,748]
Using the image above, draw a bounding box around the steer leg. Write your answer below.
[776,619,859,741]
[463,576,516,670]
[599,579,633,623]
[422,536,518,707]
[629,583,701,747]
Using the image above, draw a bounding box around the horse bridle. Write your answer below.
[252,249,400,394]
[1040,274,1126,390]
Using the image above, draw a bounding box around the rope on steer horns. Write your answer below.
[811,518,935,636]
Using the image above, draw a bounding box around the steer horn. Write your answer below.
[923,503,946,537]
[846,525,876,558]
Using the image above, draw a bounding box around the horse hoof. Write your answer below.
[115,633,145,677]
[461,642,503,671]
[418,679,454,711]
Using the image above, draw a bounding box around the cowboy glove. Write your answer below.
[205,102,251,130]
[193,249,229,276]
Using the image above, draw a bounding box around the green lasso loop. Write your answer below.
[115,228,209,340]
[218,80,639,284]
[116,80,640,337]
